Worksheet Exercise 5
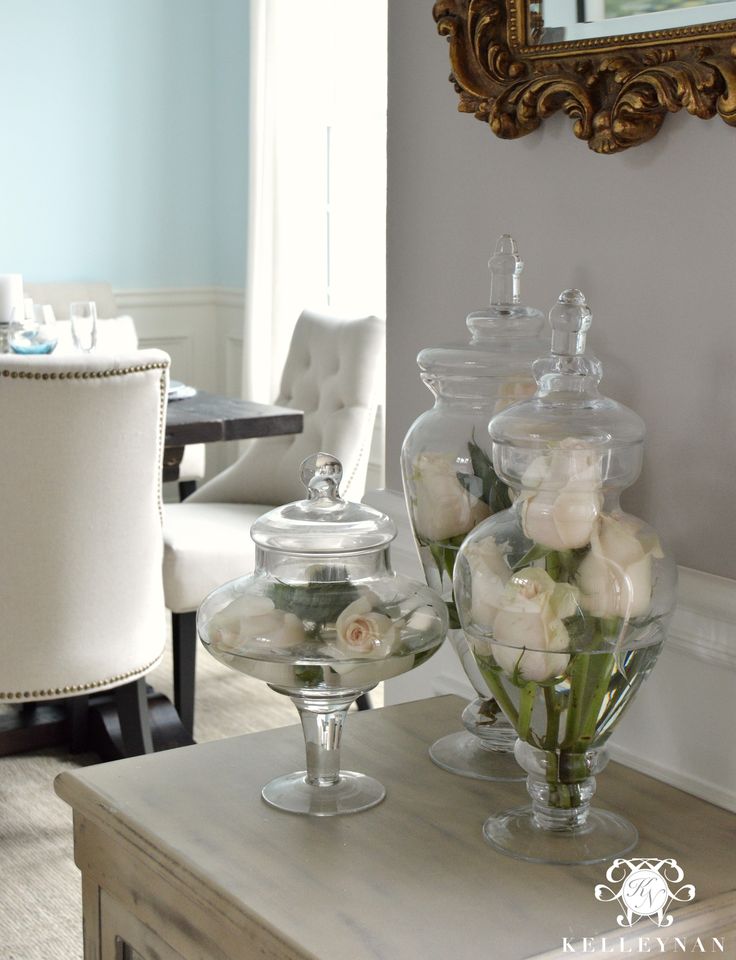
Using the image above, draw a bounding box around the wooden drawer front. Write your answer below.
[101,891,186,960]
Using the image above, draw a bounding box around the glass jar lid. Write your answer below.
[417,235,548,385]
[250,453,396,554]
[490,289,646,490]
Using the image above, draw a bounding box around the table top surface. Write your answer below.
[165,389,303,446]
[55,696,736,960]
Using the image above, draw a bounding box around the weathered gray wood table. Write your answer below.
[55,696,736,960]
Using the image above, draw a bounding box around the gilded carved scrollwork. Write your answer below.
[434,0,736,153]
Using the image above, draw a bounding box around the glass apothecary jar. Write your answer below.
[453,289,677,864]
[401,235,548,780]
[198,453,448,816]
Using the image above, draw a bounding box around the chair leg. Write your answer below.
[178,480,197,501]
[355,693,372,711]
[114,678,153,757]
[173,611,197,737]
[67,694,90,753]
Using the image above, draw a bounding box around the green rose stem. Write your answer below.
[543,685,563,751]
[517,682,536,742]
[561,653,589,749]
[478,663,520,730]
[573,651,616,750]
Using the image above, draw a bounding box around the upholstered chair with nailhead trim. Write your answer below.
[162,310,385,735]
[0,350,170,758]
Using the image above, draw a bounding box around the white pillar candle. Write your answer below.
[0,274,23,324]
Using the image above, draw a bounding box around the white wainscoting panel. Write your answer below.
[364,488,736,812]
[116,287,246,490]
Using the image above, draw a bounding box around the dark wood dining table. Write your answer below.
[163,389,304,482]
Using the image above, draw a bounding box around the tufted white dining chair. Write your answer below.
[0,350,170,758]
[24,281,206,499]
[163,309,385,734]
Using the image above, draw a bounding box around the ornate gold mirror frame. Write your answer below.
[433,0,736,153]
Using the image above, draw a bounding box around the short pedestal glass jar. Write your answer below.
[401,235,548,780]
[453,289,677,863]
[198,453,448,816]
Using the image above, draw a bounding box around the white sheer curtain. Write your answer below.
[242,0,387,404]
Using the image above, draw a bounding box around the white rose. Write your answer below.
[489,567,579,682]
[519,438,603,550]
[327,653,416,685]
[577,514,663,619]
[335,596,399,658]
[464,536,511,629]
[412,451,489,542]
[405,605,441,633]
[211,595,306,653]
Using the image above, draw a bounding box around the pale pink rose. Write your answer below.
[335,596,398,658]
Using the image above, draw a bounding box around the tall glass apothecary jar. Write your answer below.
[453,289,677,863]
[401,235,548,780]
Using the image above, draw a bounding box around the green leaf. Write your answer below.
[294,665,323,686]
[489,473,513,513]
[545,550,563,581]
[268,578,361,626]
[467,437,513,514]
[428,538,463,584]
[455,472,483,499]
[468,439,495,504]
[512,542,552,572]
[446,599,461,630]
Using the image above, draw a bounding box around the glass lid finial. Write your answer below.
[490,288,647,488]
[488,233,523,307]
[300,452,344,504]
[250,451,396,553]
[465,233,544,341]
[549,288,592,357]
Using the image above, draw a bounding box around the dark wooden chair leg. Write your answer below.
[67,694,90,753]
[355,693,372,711]
[173,611,197,737]
[178,480,197,501]
[114,678,154,757]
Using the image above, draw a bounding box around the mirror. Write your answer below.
[434,0,736,153]
[535,0,736,42]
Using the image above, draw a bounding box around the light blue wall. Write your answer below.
[213,0,250,289]
[0,0,249,289]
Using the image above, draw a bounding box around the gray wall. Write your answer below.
[386,0,736,579]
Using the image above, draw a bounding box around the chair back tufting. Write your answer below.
[189,310,385,506]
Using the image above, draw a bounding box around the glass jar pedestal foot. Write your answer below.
[482,742,638,865]
[429,697,525,782]
[261,690,385,817]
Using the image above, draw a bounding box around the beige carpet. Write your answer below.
[0,638,381,960]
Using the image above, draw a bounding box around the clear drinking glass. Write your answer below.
[8,304,58,355]
[197,453,449,816]
[453,289,677,864]
[69,300,98,352]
